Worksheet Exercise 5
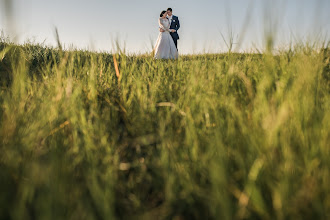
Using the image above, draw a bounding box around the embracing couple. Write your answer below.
[154,8,180,59]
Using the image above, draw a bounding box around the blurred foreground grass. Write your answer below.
[0,38,329,220]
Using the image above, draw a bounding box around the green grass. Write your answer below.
[0,38,329,220]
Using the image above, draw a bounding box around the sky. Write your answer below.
[1,0,329,54]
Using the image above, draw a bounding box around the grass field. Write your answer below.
[0,37,329,219]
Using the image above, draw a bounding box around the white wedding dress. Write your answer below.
[154,18,178,59]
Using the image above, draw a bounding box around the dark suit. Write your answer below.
[168,15,180,49]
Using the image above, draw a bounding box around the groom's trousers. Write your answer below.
[173,38,178,49]
[170,33,178,50]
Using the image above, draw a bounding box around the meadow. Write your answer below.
[0,37,329,219]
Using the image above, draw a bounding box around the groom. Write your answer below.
[160,8,180,49]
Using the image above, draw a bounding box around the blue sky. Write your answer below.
[1,0,329,54]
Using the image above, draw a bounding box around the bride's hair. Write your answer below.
[160,10,166,17]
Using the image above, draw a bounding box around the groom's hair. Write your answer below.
[167,8,172,12]
[160,10,166,17]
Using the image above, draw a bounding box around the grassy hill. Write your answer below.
[0,39,329,219]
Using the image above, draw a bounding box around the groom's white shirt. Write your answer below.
[167,15,173,25]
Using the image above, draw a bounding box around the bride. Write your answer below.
[154,10,178,59]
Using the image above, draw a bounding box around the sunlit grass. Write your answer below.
[0,36,329,219]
